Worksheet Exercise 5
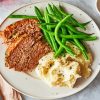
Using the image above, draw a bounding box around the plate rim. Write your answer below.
[0,0,100,99]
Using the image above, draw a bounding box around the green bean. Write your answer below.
[79,41,87,51]
[58,5,86,30]
[55,15,75,56]
[44,8,58,51]
[81,20,91,26]
[38,22,57,25]
[34,6,52,47]
[39,26,54,34]
[58,5,69,15]
[39,21,91,28]
[70,18,86,30]
[82,50,88,60]
[69,40,78,46]
[60,34,96,39]
[42,27,53,47]
[47,14,91,36]
[68,30,88,59]
[47,4,57,23]
[44,8,51,29]
[48,12,91,29]
[82,36,97,41]
[47,4,54,15]
[40,26,96,41]
[8,15,37,19]
[48,14,60,21]
[65,24,91,35]
[52,4,62,19]
[73,21,91,27]
[39,24,56,28]
[37,22,56,28]
[54,5,79,28]
[47,4,63,23]
[55,27,67,57]
[41,24,56,28]
[48,13,87,35]
[34,6,44,21]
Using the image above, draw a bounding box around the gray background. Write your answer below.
[0,0,100,100]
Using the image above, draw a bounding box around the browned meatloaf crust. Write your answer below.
[3,19,41,43]
[4,19,51,72]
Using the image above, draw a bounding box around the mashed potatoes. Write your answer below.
[36,42,92,88]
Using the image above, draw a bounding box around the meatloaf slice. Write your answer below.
[6,31,51,72]
[3,19,40,43]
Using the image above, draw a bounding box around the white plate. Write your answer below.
[0,1,100,99]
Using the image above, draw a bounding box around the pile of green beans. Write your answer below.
[8,4,97,60]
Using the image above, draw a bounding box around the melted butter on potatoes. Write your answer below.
[36,42,92,88]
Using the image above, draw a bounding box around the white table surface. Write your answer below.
[0,0,100,100]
